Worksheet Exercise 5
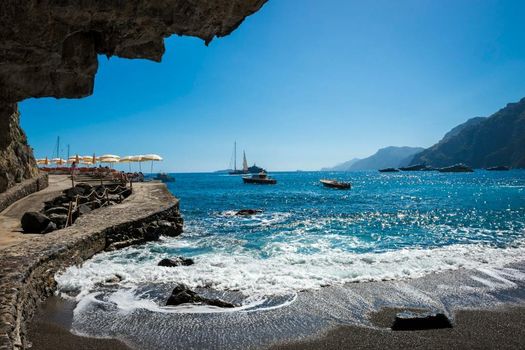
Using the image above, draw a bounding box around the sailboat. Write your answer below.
[228,142,266,175]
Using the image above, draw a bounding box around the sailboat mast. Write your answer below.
[56,136,60,159]
[234,141,237,171]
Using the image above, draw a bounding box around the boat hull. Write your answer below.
[320,179,351,189]
[242,177,277,185]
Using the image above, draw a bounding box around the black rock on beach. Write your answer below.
[166,284,236,308]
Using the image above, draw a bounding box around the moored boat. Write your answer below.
[320,179,351,189]
[379,168,399,173]
[228,142,266,175]
[438,164,473,173]
[242,172,277,185]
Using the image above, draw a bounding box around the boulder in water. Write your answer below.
[155,220,182,237]
[235,209,262,216]
[158,257,194,267]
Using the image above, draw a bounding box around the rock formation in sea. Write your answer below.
[0,0,268,193]
[410,97,525,168]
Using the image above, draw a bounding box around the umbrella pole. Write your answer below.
[151,160,153,174]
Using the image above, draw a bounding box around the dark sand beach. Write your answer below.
[29,262,525,350]
[28,297,131,350]
[273,307,525,350]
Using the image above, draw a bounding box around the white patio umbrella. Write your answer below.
[99,154,120,160]
[142,154,163,173]
[36,158,49,166]
[68,154,81,163]
[101,157,120,168]
[52,158,67,166]
[119,156,134,172]
[130,155,145,172]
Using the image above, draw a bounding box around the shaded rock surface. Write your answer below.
[0,0,268,102]
[166,284,235,308]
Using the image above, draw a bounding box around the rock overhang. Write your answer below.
[0,0,268,103]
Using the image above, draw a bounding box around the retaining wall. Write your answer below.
[0,182,182,349]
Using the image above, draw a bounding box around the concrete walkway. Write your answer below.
[0,175,71,249]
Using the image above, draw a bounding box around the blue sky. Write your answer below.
[20,0,525,172]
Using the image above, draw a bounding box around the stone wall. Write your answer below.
[0,182,182,349]
[0,173,48,214]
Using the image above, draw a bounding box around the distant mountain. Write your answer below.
[321,158,360,171]
[322,147,424,171]
[350,146,424,170]
[441,116,486,142]
[410,97,525,168]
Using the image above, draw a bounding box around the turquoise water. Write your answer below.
[169,171,525,255]
[57,170,525,307]
[53,170,525,349]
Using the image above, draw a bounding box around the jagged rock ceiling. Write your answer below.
[0,0,267,103]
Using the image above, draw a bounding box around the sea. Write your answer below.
[54,170,525,349]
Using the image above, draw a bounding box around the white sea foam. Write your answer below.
[56,238,525,314]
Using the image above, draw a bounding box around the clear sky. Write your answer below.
[20,0,525,172]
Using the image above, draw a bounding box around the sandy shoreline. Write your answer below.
[28,296,131,350]
[272,306,525,349]
[29,296,525,350]
[28,262,525,349]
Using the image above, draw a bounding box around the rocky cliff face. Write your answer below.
[0,0,267,193]
[411,98,525,168]
[0,104,39,193]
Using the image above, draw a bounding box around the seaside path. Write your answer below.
[0,175,71,249]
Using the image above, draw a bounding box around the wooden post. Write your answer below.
[66,201,73,227]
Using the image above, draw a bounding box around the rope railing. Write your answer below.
[65,184,131,227]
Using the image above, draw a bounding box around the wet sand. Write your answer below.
[29,296,525,350]
[272,306,525,349]
[28,296,131,350]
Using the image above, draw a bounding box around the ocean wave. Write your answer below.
[56,239,525,312]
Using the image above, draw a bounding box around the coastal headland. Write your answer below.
[0,175,182,349]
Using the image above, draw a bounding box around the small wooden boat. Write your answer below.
[379,168,399,173]
[242,172,277,185]
[320,179,351,189]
